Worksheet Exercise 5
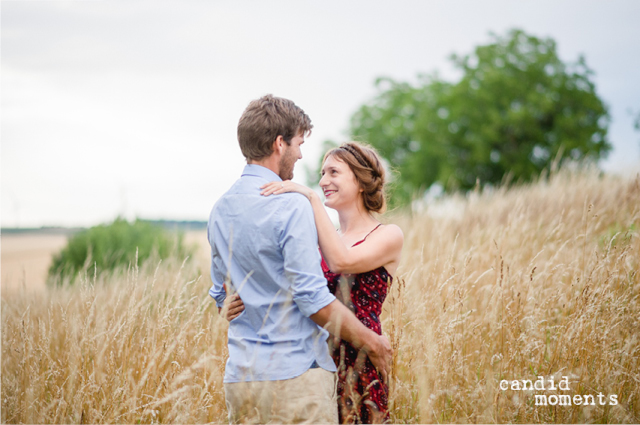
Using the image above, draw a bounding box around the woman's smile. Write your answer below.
[320,155,361,209]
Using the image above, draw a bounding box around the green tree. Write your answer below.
[48,218,191,285]
[350,29,611,206]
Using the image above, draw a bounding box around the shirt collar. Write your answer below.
[241,163,283,182]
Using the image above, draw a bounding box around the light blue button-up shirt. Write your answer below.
[208,164,337,383]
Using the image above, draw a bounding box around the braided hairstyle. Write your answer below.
[323,142,387,213]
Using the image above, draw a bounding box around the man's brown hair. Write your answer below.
[237,94,313,161]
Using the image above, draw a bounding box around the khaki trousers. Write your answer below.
[224,368,338,424]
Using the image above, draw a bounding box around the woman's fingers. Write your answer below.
[222,293,245,321]
[260,181,290,196]
[261,185,281,196]
[225,293,245,321]
[228,302,245,315]
[228,295,243,308]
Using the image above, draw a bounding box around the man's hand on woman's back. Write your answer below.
[310,300,393,383]
[221,293,393,382]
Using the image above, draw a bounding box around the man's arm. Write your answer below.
[279,196,337,317]
[207,223,227,311]
[279,196,393,380]
[310,299,393,382]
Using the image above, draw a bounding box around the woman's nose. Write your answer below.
[319,173,328,186]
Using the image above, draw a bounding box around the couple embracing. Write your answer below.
[208,95,404,424]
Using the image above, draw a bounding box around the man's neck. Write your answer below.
[248,157,280,177]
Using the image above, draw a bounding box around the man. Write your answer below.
[208,94,392,424]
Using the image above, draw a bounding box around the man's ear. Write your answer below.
[272,135,285,155]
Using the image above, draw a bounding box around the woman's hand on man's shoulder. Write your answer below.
[260,180,315,201]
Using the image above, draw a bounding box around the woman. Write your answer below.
[225,141,403,424]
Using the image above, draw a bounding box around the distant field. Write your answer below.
[1,233,69,291]
[1,231,209,291]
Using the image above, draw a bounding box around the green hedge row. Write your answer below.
[48,218,193,285]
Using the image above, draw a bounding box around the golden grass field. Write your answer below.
[2,166,639,424]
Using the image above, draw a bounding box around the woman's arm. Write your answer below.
[261,181,403,274]
[306,192,403,274]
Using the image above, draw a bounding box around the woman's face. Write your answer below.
[319,154,361,210]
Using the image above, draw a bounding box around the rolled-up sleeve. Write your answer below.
[208,226,227,308]
[279,196,336,317]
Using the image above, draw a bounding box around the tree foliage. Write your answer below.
[48,218,191,285]
[349,29,611,205]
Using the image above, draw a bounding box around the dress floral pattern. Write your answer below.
[321,224,391,424]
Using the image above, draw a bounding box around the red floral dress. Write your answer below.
[321,224,391,424]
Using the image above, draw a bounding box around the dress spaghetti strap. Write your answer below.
[351,223,383,247]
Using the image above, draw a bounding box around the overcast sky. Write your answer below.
[2,0,639,228]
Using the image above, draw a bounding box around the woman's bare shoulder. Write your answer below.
[375,223,404,246]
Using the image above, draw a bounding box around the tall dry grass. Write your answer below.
[385,165,640,423]
[2,165,639,423]
[2,256,229,424]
